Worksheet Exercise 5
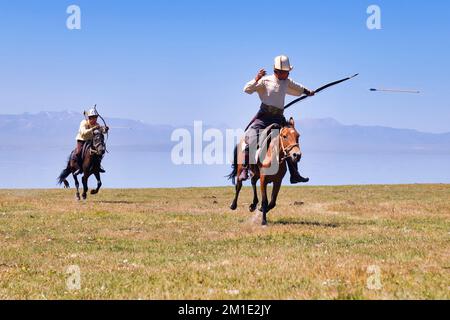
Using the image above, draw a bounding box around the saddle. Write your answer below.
[252,123,282,165]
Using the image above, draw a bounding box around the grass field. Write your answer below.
[0,185,449,300]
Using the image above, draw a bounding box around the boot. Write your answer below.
[238,145,250,182]
[99,166,106,173]
[287,158,309,184]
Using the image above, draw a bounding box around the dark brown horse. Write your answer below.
[58,128,106,200]
[228,117,302,225]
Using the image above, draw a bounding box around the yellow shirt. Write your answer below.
[75,120,96,141]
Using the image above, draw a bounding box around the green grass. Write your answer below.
[0,185,449,299]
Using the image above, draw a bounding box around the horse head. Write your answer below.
[280,117,302,163]
[92,128,106,157]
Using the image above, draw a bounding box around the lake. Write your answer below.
[1,147,449,189]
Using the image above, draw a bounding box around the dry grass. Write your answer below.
[0,185,449,300]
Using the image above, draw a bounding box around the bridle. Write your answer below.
[90,129,106,156]
[279,127,299,163]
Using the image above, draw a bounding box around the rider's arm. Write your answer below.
[288,79,315,96]
[243,78,264,94]
[286,79,306,96]
[78,121,97,140]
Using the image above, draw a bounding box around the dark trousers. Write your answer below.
[74,140,85,161]
[244,105,286,165]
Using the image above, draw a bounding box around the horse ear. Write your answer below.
[289,117,295,128]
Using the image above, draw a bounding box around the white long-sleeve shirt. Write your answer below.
[75,119,107,141]
[75,120,96,141]
[243,74,306,110]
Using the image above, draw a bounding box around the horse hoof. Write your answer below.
[230,203,237,211]
[249,204,257,212]
[90,190,97,195]
[262,220,268,226]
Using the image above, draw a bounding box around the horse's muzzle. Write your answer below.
[95,147,105,156]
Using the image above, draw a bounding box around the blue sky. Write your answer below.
[1,0,449,133]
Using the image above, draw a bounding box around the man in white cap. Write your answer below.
[240,55,314,183]
[73,108,109,173]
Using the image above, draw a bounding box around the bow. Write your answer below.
[284,73,359,110]
[93,104,109,142]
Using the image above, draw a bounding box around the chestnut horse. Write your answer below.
[228,117,302,225]
[57,128,106,200]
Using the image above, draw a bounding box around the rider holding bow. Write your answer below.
[74,107,109,174]
[240,55,314,183]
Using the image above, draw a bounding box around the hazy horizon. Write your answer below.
[1,110,449,189]
[2,109,450,135]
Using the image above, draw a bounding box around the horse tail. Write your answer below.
[226,144,238,185]
[57,158,72,185]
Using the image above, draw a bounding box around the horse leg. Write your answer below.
[249,175,259,212]
[81,173,89,200]
[267,179,282,213]
[73,174,81,200]
[91,172,102,195]
[230,179,243,211]
[260,177,269,225]
[230,144,245,210]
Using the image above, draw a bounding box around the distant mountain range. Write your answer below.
[1,111,449,154]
